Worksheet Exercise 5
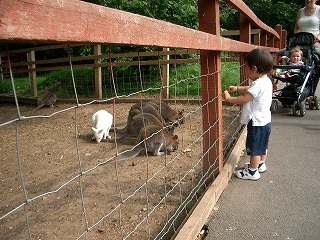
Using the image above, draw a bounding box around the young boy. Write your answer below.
[224,48,274,180]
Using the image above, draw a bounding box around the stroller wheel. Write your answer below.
[315,96,320,110]
[292,101,299,116]
[308,97,314,110]
[300,101,306,116]
[270,100,278,114]
[292,101,306,116]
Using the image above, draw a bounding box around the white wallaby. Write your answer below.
[91,110,113,143]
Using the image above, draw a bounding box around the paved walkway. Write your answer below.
[206,100,320,239]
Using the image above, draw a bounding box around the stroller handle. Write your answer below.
[273,65,312,71]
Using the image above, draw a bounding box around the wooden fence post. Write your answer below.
[94,44,102,99]
[260,29,268,47]
[239,13,250,86]
[28,50,37,97]
[253,30,260,45]
[274,24,282,49]
[198,0,224,183]
[161,48,170,99]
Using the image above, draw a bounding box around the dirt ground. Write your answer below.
[0,100,238,240]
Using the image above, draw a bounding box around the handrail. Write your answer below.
[225,0,280,39]
[0,0,280,52]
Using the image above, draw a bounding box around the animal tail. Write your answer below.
[32,103,45,112]
[115,133,130,143]
[22,103,45,113]
[109,126,127,133]
[115,143,143,161]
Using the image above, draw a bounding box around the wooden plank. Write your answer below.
[0,0,277,53]
[0,44,83,55]
[94,45,102,99]
[0,58,200,75]
[0,49,201,70]
[199,0,224,184]
[28,50,37,96]
[174,129,247,240]
[220,29,260,36]
[224,0,279,39]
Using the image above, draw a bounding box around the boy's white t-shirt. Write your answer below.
[240,77,273,126]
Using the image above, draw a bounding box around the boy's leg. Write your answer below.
[261,150,267,162]
[247,153,267,172]
[249,155,261,169]
[236,155,261,180]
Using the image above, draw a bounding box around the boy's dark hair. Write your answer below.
[245,48,274,74]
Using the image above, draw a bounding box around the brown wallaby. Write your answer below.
[32,92,57,112]
[115,112,173,143]
[148,100,185,126]
[115,125,179,161]
[111,102,166,134]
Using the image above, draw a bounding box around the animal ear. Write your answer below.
[98,129,103,134]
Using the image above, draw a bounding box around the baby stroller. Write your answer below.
[271,32,320,116]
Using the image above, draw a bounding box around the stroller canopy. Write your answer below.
[287,32,315,50]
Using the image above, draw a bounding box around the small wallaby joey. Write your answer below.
[91,110,113,143]
[32,92,57,112]
[115,125,179,161]
[115,112,173,143]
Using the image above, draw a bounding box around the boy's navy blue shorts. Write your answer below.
[246,120,271,156]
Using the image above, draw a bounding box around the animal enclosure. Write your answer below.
[0,42,242,240]
[0,99,240,239]
[0,0,283,239]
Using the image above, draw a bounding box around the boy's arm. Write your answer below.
[236,85,250,93]
[224,90,253,104]
[227,85,250,93]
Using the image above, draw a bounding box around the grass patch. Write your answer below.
[0,77,46,96]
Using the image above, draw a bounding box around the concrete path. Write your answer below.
[206,98,320,239]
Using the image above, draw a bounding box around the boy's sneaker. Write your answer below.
[246,161,267,173]
[236,167,261,180]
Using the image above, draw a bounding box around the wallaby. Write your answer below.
[91,110,113,143]
[115,125,179,161]
[111,102,166,134]
[148,100,185,126]
[115,112,173,143]
[32,92,57,112]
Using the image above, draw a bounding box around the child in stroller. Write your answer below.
[278,46,304,78]
[271,32,320,116]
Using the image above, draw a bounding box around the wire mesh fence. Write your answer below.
[0,47,242,239]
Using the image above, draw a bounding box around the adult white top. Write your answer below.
[297,5,320,36]
[240,77,273,126]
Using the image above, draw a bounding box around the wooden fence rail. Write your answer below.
[0,28,285,99]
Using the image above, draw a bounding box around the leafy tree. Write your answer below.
[84,0,198,29]
[242,0,303,36]
[83,0,303,37]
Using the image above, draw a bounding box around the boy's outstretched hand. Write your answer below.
[224,90,230,102]
[224,86,237,102]
[227,86,237,93]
